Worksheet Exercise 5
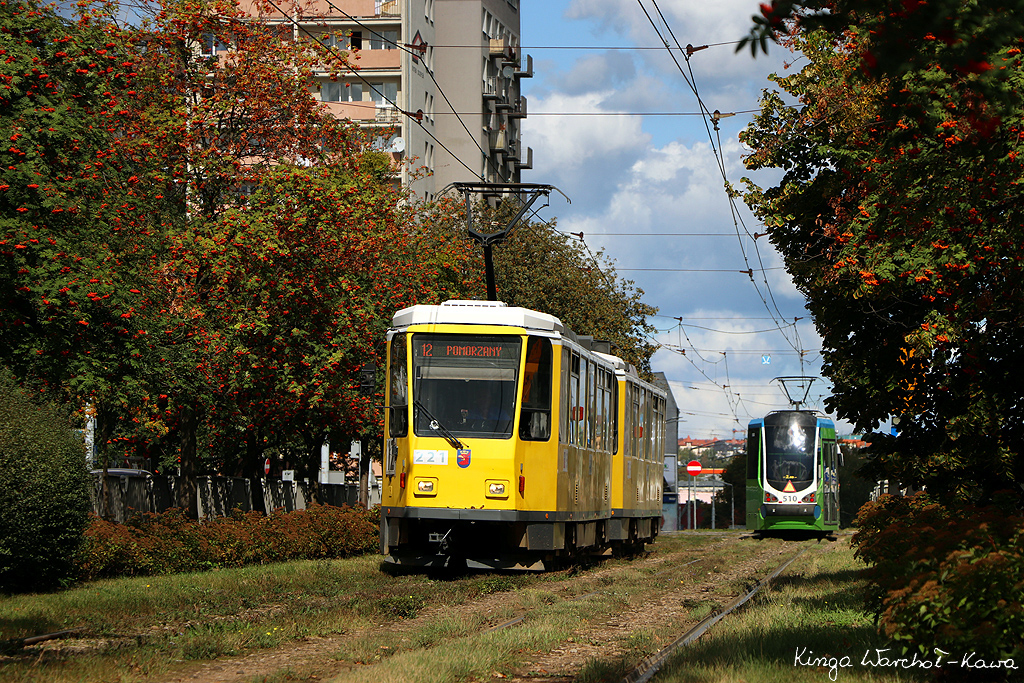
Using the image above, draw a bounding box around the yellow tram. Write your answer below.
[379,300,667,570]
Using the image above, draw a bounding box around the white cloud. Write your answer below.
[525,91,651,179]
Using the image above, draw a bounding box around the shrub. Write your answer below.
[852,493,1024,667]
[0,369,92,593]
[78,504,379,580]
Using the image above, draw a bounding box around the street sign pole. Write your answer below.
[686,460,701,530]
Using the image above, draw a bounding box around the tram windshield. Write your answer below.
[764,412,817,491]
[411,334,521,439]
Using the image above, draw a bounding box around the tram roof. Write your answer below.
[391,300,565,334]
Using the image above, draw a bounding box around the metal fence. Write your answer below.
[90,473,379,522]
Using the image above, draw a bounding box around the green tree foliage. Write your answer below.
[836,442,875,527]
[3,0,472,514]
[853,493,1024,663]
[740,1,1024,504]
[0,369,91,593]
[1,0,149,397]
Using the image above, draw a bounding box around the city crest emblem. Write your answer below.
[457,448,471,468]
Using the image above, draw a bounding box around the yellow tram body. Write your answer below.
[379,300,665,570]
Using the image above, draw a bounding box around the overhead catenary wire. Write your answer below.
[636,0,809,362]
[258,0,487,182]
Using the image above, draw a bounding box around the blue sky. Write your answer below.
[517,1,854,439]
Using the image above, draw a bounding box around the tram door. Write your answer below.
[822,439,840,526]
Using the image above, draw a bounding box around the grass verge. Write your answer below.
[0,533,717,682]
[655,536,933,683]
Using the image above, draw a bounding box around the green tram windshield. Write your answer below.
[763,412,817,491]
[412,334,521,440]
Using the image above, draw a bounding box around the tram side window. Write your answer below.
[560,346,570,444]
[570,352,580,445]
[631,385,641,459]
[823,440,836,480]
[640,388,649,461]
[587,359,596,448]
[746,426,760,479]
[579,355,589,447]
[598,370,610,450]
[654,396,664,464]
[596,368,608,452]
[606,374,614,454]
[623,383,632,458]
[388,334,408,438]
[519,337,552,441]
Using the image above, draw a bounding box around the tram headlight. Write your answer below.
[486,480,509,498]
[764,491,779,503]
[801,492,816,503]
[413,478,437,496]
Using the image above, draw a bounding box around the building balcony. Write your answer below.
[375,106,400,123]
[322,100,379,121]
[301,0,377,19]
[376,0,399,16]
[347,48,401,71]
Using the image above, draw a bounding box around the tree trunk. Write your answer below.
[358,441,369,509]
[244,429,266,514]
[177,404,199,519]
[303,430,326,506]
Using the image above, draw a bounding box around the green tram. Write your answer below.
[745,410,841,536]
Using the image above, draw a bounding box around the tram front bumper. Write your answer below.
[760,503,821,518]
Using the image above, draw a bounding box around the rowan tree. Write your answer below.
[4,0,472,514]
[740,2,1024,503]
[0,0,158,467]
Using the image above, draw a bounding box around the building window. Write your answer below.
[370,81,397,105]
[369,30,398,50]
[200,33,228,56]
[322,81,363,102]
[318,30,366,51]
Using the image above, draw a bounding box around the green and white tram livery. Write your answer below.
[746,410,841,536]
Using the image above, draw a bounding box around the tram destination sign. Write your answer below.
[414,338,517,361]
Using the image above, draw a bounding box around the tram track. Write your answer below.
[158,534,759,683]
[622,545,812,683]
[2,533,819,683]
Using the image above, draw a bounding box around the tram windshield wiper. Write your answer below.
[414,400,465,451]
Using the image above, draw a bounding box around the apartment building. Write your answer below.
[248,0,532,199]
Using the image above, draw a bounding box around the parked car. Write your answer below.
[90,468,153,478]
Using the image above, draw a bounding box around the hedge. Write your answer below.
[852,493,1024,668]
[78,504,380,580]
[0,369,92,593]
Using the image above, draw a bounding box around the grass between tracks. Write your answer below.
[0,532,720,683]
[655,536,933,683]
[0,533,923,683]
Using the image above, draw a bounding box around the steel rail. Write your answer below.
[484,556,706,634]
[623,545,812,683]
[2,627,85,653]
